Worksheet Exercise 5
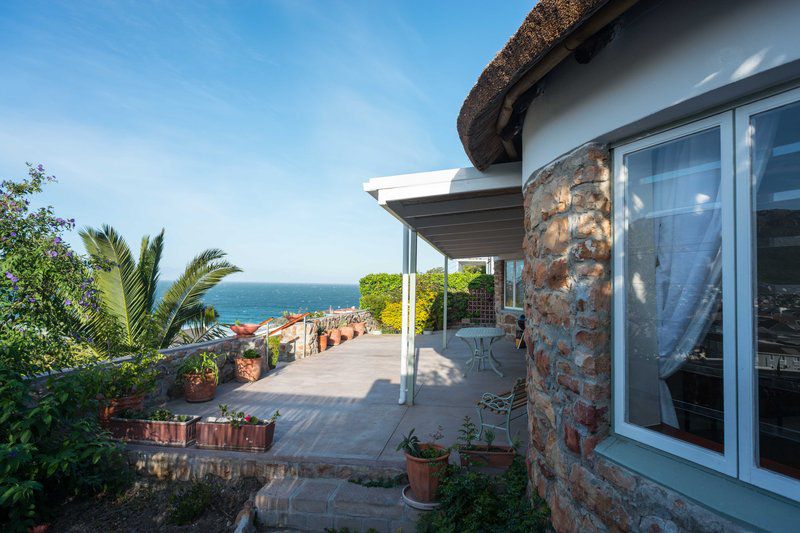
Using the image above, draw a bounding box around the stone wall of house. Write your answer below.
[494,258,519,339]
[522,143,737,531]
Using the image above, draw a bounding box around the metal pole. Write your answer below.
[303,315,307,357]
[443,255,448,351]
[399,226,410,405]
[407,230,417,406]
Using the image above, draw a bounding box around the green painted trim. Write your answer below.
[596,435,800,532]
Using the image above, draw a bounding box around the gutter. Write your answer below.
[495,0,641,160]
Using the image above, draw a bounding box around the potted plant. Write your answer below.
[108,408,200,447]
[318,325,329,352]
[197,404,280,452]
[231,320,259,337]
[396,426,449,503]
[267,336,280,369]
[329,327,342,346]
[177,352,219,402]
[456,417,517,469]
[235,348,262,382]
[93,351,163,423]
[352,321,367,336]
[339,319,354,342]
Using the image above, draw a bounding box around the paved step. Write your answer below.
[255,477,422,532]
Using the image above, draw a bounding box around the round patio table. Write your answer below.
[455,327,505,377]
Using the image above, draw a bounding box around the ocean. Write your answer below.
[156,281,360,324]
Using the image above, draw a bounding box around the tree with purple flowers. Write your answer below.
[0,164,103,375]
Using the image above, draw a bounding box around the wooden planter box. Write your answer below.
[108,415,200,447]
[196,418,276,452]
[98,394,144,424]
[458,445,516,468]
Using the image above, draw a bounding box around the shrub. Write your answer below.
[241,348,260,359]
[359,273,402,297]
[82,350,163,400]
[380,291,435,334]
[416,457,549,532]
[359,292,395,322]
[268,336,280,367]
[167,482,212,525]
[0,369,130,530]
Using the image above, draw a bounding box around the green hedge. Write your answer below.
[360,271,494,331]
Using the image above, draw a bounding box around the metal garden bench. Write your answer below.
[476,378,527,445]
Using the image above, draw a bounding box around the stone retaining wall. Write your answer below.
[278,310,378,362]
[522,143,737,531]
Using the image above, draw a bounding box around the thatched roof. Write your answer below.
[457,0,638,170]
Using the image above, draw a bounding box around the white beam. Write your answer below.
[407,230,418,406]
[399,227,409,406]
[443,255,448,351]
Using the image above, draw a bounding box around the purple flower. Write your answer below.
[64,299,72,306]
[28,297,36,303]
[5,271,18,283]
[9,232,16,237]
[66,251,73,257]
[53,237,61,244]
[48,250,57,258]
[37,164,44,172]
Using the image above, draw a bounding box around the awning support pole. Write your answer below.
[399,227,410,405]
[443,255,448,351]
[407,230,418,406]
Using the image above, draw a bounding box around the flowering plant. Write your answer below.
[0,164,103,375]
[217,404,280,428]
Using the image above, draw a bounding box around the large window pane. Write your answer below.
[504,261,514,308]
[751,101,800,480]
[514,260,524,309]
[624,127,725,452]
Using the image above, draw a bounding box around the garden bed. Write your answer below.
[107,411,200,447]
[51,474,260,532]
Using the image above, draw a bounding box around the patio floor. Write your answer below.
[163,331,528,469]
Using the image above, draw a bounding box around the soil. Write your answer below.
[51,474,260,533]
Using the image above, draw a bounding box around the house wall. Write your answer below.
[521,0,800,184]
[522,143,740,531]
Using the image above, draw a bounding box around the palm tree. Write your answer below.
[80,225,240,353]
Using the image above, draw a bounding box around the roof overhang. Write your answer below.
[364,162,524,259]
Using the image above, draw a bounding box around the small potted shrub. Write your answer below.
[268,335,281,369]
[396,426,449,503]
[177,352,219,402]
[329,327,342,346]
[352,321,366,337]
[108,408,200,447]
[339,319,354,342]
[456,416,517,469]
[235,348,262,382]
[318,325,329,352]
[197,404,280,452]
[93,351,163,423]
[230,319,260,337]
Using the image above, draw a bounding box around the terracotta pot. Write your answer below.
[459,445,516,469]
[98,394,144,423]
[319,333,329,352]
[340,326,355,341]
[183,371,217,402]
[231,323,259,336]
[405,443,449,503]
[352,322,366,336]
[108,415,200,447]
[329,329,342,346]
[235,357,262,382]
[196,419,275,452]
[28,524,50,533]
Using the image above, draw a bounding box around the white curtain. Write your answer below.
[652,135,724,428]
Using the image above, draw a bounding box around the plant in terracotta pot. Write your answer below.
[396,426,450,503]
[339,319,354,342]
[317,324,329,352]
[352,321,367,336]
[196,404,280,452]
[456,417,517,469]
[230,320,259,337]
[328,327,342,346]
[177,352,219,402]
[235,348,262,382]
[108,408,200,447]
[92,350,163,423]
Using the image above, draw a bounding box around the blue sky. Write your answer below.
[0,0,531,283]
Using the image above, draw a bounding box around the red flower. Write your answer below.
[244,415,251,422]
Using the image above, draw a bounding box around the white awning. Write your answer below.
[363,162,524,259]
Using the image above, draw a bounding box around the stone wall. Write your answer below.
[493,258,520,339]
[522,143,736,531]
[278,310,378,361]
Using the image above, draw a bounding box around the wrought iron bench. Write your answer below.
[476,378,527,445]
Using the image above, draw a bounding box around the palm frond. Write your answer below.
[137,229,164,315]
[171,305,228,346]
[80,225,149,347]
[154,249,241,348]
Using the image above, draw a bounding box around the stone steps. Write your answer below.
[255,477,422,532]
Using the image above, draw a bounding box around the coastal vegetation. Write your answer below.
[359,270,494,333]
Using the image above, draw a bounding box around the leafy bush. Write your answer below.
[380,291,435,334]
[82,350,163,400]
[359,273,402,298]
[359,292,395,322]
[241,348,260,359]
[177,352,219,384]
[0,369,129,530]
[167,482,212,525]
[416,457,549,533]
[268,336,280,367]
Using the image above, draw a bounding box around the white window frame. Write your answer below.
[503,259,523,310]
[612,112,738,477]
[735,87,800,501]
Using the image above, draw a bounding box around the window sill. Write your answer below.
[596,435,800,531]
[501,307,522,312]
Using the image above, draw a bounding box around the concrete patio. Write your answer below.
[160,331,528,470]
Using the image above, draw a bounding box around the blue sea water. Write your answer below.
[156,281,360,324]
